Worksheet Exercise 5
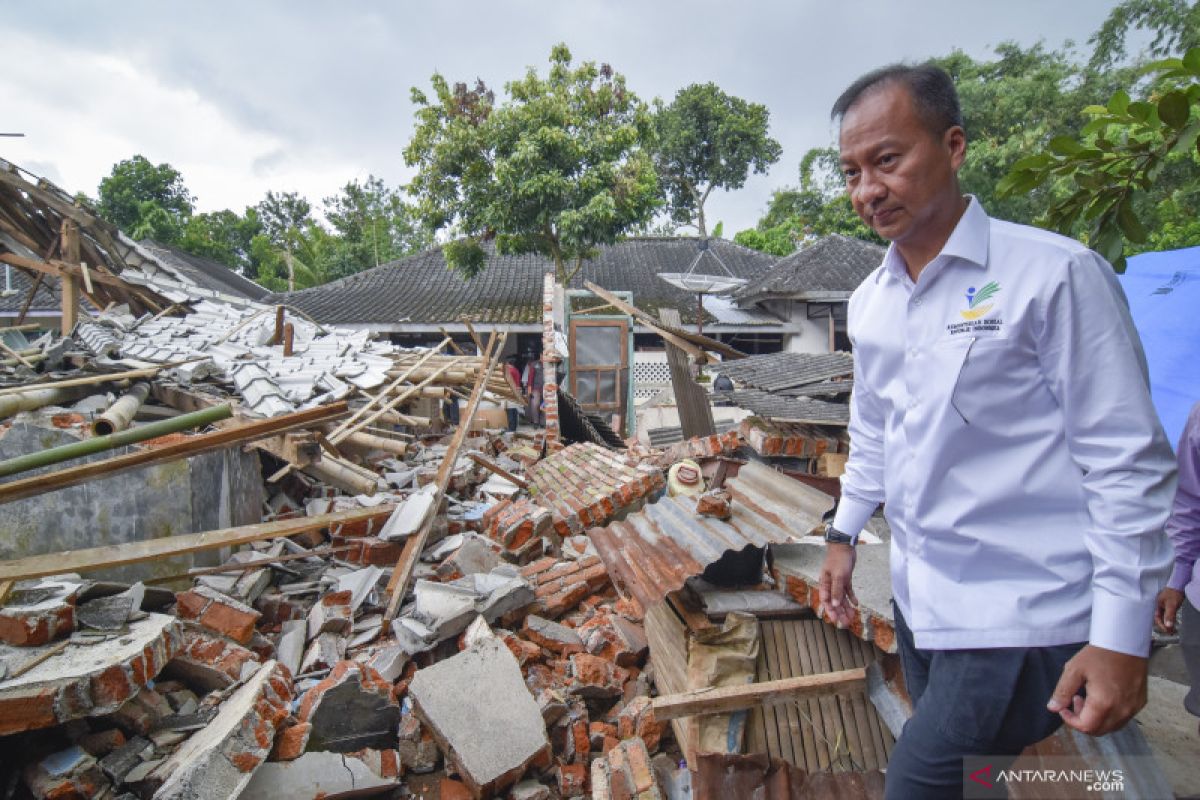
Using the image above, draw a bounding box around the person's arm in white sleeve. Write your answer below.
[832,296,886,539]
[1035,251,1176,658]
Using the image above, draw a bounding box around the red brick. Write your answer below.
[438,778,473,800]
[557,763,588,797]
[0,687,57,736]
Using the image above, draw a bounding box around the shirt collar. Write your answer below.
[876,196,990,284]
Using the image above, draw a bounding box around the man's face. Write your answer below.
[838,82,965,248]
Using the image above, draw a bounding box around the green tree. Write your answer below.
[652,83,782,237]
[404,44,661,283]
[999,48,1200,270]
[255,191,313,291]
[1088,0,1200,70]
[320,176,432,280]
[97,155,195,244]
[179,208,263,275]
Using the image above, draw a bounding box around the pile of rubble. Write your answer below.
[0,419,713,800]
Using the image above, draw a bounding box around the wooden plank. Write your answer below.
[467,452,528,489]
[650,667,865,721]
[660,308,716,440]
[0,504,396,582]
[383,330,506,619]
[744,631,770,757]
[59,220,79,335]
[762,622,799,769]
[143,545,355,584]
[821,620,866,770]
[777,620,817,772]
[836,621,880,770]
[0,340,34,368]
[583,280,747,361]
[15,272,45,325]
[0,402,348,504]
[797,619,835,770]
[330,358,459,445]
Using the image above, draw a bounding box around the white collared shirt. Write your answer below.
[832,198,1176,656]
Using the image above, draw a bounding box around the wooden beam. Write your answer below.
[583,281,747,361]
[650,667,867,721]
[143,545,355,584]
[329,358,459,445]
[467,452,529,489]
[326,338,450,442]
[384,329,506,620]
[0,401,348,504]
[0,504,396,583]
[15,272,45,326]
[0,340,34,369]
[60,220,79,335]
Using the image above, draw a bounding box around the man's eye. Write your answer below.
[879,154,897,166]
[843,168,859,180]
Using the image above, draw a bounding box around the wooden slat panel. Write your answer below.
[746,619,895,773]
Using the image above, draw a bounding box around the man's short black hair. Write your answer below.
[831,63,964,136]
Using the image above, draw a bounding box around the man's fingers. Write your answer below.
[830,572,845,609]
[1046,661,1084,713]
[846,584,859,608]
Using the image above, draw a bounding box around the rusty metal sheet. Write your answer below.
[691,752,885,800]
[590,461,834,609]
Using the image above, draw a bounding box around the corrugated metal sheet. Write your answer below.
[591,461,833,609]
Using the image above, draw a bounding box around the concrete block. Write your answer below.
[298,632,345,675]
[295,661,399,752]
[241,750,397,799]
[0,613,183,736]
[521,615,584,657]
[274,620,305,678]
[306,590,353,640]
[409,637,551,798]
[151,660,292,800]
[397,711,441,773]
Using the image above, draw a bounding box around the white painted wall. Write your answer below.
[771,300,830,354]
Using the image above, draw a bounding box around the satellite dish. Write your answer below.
[658,238,746,339]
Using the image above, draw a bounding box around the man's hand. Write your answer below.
[1155,588,1184,634]
[818,543,858,628]
[1047,645,1148,736]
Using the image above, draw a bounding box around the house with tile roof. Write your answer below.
[271,236,791,356]
[733,233,885,353]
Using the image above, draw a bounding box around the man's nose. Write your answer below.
[853,169,886,206]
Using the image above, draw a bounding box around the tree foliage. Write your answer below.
[404,44,660,283]
[97,155,194,245]
[1000,47,1200,270]
[320,176,433,281]
[652,83,781,237]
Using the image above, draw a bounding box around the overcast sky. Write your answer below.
[2,1,1125,236]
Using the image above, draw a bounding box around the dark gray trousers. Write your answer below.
[885,605,1084,799]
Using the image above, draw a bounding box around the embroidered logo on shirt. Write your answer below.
[960,281,1000,320]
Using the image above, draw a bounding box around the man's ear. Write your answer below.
[945,125,967,171]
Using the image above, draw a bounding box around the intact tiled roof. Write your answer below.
[711,351,853,393]
[735,234,885,303]
[0,262,65,314]
[271,237,777,327]
[138,240,271,302]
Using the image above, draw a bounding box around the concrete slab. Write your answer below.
[240,750,397,799]
[409,637,551,797]
[151,660,291,800]
[0,613,183,736]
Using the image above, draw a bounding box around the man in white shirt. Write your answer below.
[818,64,1176,798]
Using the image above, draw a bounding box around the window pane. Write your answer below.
[598,372,618,403]
[576,371,598,402]
[575,326,622,366]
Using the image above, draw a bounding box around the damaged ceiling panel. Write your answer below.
[590,461,833,609]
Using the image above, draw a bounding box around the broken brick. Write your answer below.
[174,585,262,645]
[295,661,399,752]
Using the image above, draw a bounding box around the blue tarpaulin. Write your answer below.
[1118,245,1200,448]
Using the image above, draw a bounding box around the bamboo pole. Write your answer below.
[0,359,207,397]
[91,382,150,436]
[327,337,450,441]
[341,431,408,456]
[0,402,348,504]
[330,359,459,445]
[0,384,88,420]
[384,329,506,620]
[0,404,233,479]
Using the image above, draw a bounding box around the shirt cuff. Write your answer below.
[1167,560,1196,592]
[832,496,878,541]
[1089,587,1154,657]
